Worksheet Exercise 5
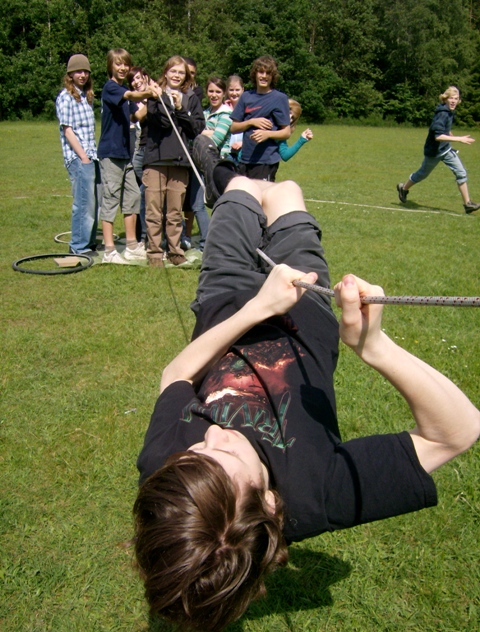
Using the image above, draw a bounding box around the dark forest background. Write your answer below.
[2,0,480,126]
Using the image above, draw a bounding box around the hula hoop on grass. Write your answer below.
[12,253,94,275]
[54,230,119,244]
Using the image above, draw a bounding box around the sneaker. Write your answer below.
[167,254,191,267]
[464,200,480,214]
[181,237,192,251]
[192,135,222,207]
[212,160,238,197]
[102,249,129,264]
[396,183,408,204]
[123,243,147,261]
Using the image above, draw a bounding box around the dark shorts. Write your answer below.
[191,189,332,315]
[238,162,279,181]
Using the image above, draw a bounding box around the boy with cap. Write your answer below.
[56,54,100,256]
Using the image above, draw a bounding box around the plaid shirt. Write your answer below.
[56,87,97,166]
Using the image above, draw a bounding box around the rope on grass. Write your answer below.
[164,262,191,345]
[256,249,480,308]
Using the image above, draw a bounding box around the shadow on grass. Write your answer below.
[147,547,351,631]
[395,200,459,214]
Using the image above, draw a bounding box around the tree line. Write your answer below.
[1,0,479,126]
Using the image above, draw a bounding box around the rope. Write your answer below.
[158,94,206,190]
[256,249,480,308]
[164,264,191,345]
[155,92,204,344]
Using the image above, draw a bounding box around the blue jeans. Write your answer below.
[66,159,101,253]
[189,173,210,250]
[411,149,468,185]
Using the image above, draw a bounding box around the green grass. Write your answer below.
[1,121,479,631]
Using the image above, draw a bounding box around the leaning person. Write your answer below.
[134,176,479,631]
[56,54,100,256]
[142,56,205,267]
[397,86,480,214]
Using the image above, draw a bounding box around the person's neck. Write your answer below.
[261,462,271,488]
[256,86,272,95]
[112,76,124,85]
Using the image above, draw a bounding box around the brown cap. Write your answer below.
[67,54,91,73]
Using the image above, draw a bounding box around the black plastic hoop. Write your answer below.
[12,253,94,275]
[54,230,119,244]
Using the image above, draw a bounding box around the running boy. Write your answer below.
[397,86,480,214]
[230,56,291,181]
[97,48,159,264]
[133,176,479,631]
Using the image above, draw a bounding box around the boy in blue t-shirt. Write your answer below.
[98,48,159,264]
[230,56,291,181]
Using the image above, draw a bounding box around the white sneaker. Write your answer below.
[123,243,147,261]
[102,249,128,264]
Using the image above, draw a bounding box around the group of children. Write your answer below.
[55,50,480,632]
[56,53,314,264]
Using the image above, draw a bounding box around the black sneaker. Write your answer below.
[464,200,480,214]
[213,160,238,198]
[192,135,222,207]
[396,183,408,204]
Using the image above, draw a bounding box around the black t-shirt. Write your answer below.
[137,292,437,543]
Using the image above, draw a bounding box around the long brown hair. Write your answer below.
[63,73,94,105]
[159,56,192,93]
[133,451,288,631]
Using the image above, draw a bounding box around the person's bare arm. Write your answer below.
[250,125,291,144]
[335,275,480,473]
[436,133,475,145]
[124,88,159,103]
[160,265,317,393]
[133,102,148,122]
[63,126,91,163]
[230,118,273,133]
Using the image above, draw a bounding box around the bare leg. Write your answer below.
[225,177,307,225]
[224,176,264,205]
[124,214,138,242]
[261,180,307,225]
[403,178,415,191]
[458,182,470,204]
[102,220,115,249]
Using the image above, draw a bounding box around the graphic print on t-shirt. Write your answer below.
[179,337,304,451]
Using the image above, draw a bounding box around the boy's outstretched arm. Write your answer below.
[160,265,317,393]
[335,274,480,473]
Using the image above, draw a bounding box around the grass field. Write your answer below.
[1,121,479,632]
